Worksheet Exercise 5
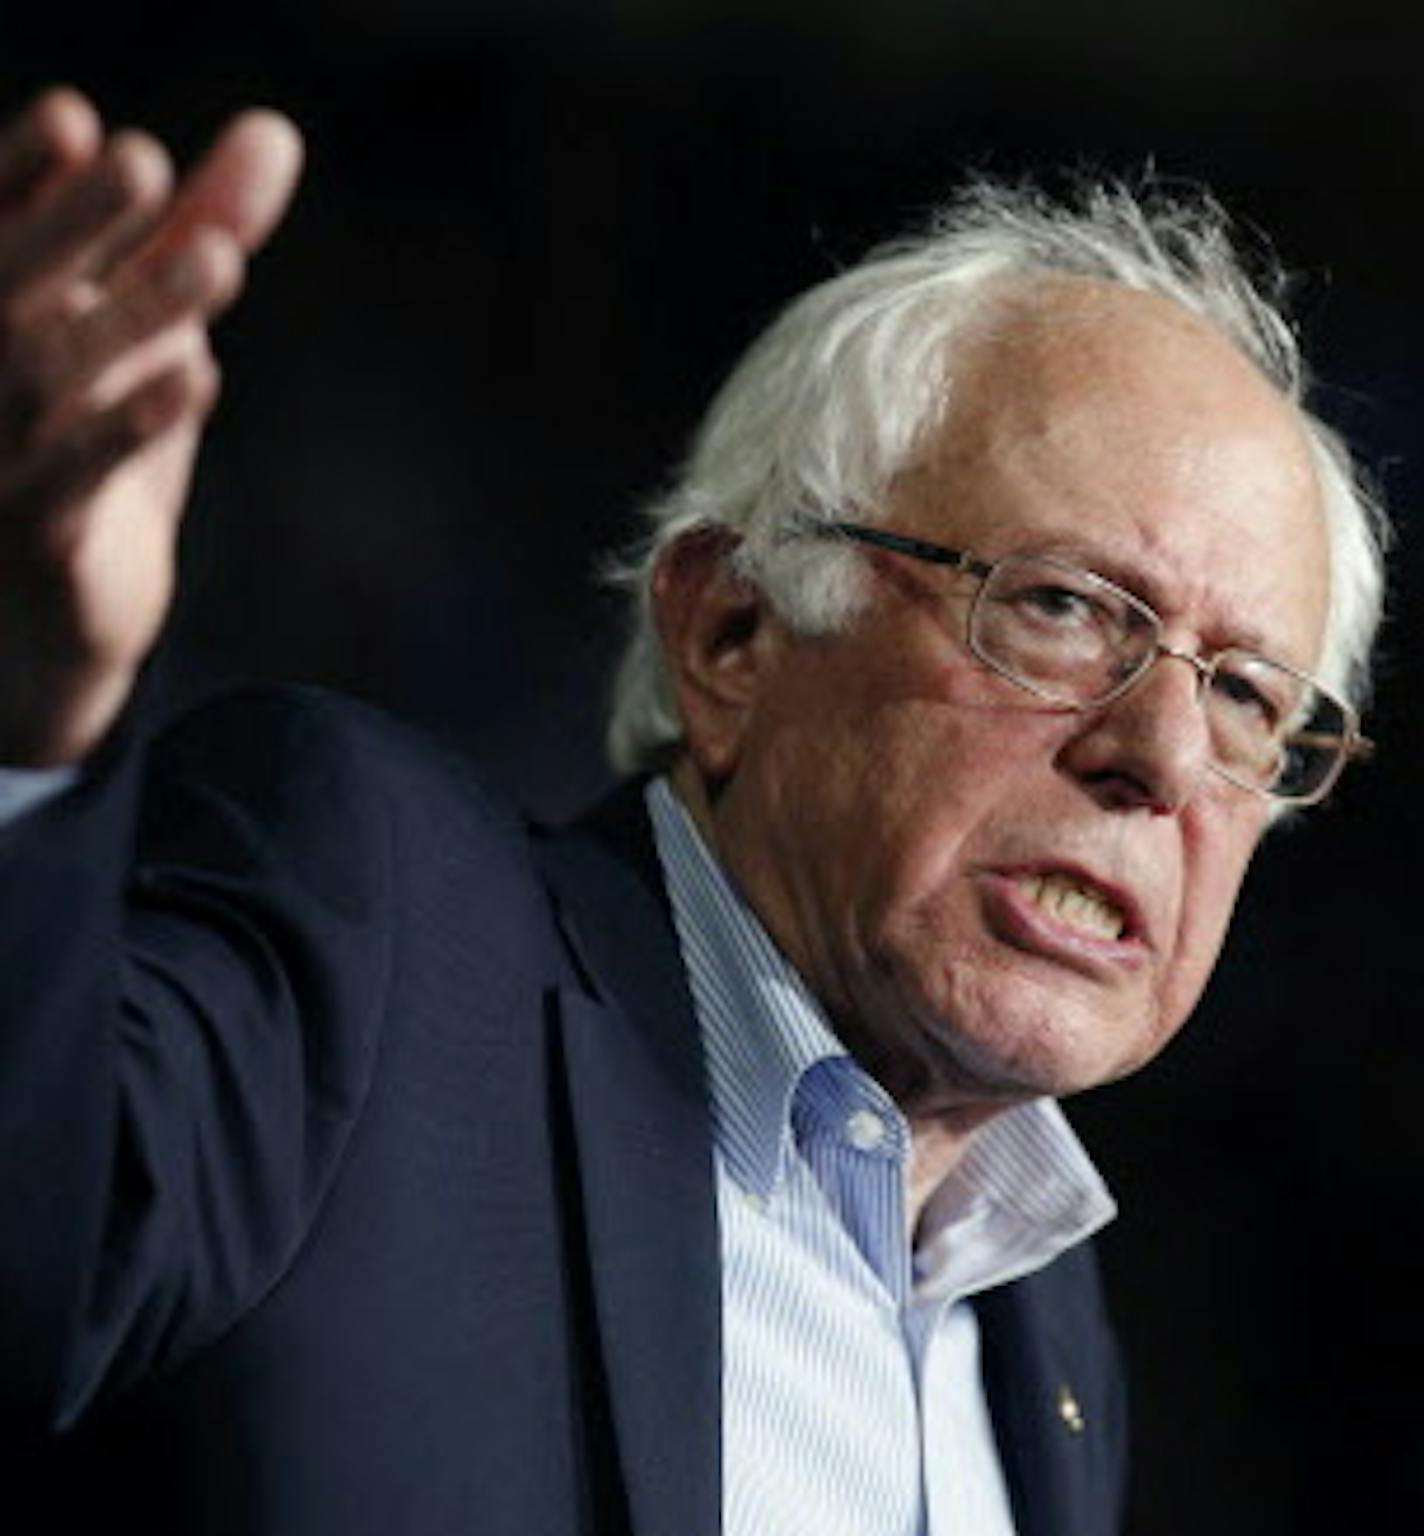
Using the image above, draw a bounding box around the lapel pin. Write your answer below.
[1057,1383,1086,1434]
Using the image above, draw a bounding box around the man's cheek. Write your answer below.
[1157,895,1238,1036]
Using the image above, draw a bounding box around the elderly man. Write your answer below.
[0,89,1385,1536]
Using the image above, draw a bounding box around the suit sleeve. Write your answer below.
[0,688,401,1433]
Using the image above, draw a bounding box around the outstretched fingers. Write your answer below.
[0,223,243,454]
[0,88,102,214]
[0,130,172,305]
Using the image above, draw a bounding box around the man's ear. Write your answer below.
[652,527,774,786]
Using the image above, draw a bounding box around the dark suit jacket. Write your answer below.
[0,687,1125,1534]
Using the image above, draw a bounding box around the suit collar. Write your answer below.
[537,779,705,1100]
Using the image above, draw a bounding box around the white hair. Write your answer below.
[604,175,1390,775]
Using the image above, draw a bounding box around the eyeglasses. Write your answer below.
[821,520,1371,806]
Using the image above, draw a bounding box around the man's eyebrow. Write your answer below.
[1016,534,1291,659]
[1004,534,1165,607]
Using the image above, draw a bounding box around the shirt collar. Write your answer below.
[645,777,1115,1291]
[912,1097,1116,1302]
[646,777,845,1199]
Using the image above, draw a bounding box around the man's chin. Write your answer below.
[916,996,1155,1108]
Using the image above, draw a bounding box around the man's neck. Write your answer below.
[905,1110,1005,1237]
[666,758,1011,1233]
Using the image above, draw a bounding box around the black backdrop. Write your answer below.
[9,3,1423,1530]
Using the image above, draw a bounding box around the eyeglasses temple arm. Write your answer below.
[828,521,983,574]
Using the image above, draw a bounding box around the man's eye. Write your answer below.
[1211,668,1278,724]
[1016,584,1100,625]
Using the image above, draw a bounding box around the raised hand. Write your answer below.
[0,88,302,766]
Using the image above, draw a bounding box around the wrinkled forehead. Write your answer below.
[930,276,1303,458]
[893,278,1332,667]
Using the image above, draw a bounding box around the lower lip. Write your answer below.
[978,872,1147,976]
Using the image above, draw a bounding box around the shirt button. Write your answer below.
[845,1108,887,1151]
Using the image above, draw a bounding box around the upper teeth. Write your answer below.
[1019,874,1126,940]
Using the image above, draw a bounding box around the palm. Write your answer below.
[68,419,199,658]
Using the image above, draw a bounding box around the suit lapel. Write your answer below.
[976,1252,1125,1536]
[536,786,721,1536]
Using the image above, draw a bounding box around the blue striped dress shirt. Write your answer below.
[646,779,1116,1536]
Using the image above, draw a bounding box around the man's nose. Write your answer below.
[1057,649,1215,814]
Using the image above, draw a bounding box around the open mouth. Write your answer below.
[1009,871,1129,943]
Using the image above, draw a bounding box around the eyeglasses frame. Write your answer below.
[819,519,1372,807]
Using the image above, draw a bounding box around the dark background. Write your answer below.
[9,3,1422,1531]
